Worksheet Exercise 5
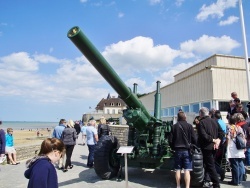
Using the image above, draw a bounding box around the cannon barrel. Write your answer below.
[67,26,156,130]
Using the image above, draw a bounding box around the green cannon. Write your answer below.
[67,26,203,186]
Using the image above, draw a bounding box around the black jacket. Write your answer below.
[197,116,224,150]
[169,120,197,150]
[97,124,110,138]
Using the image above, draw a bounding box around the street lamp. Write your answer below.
[239,0,250,100]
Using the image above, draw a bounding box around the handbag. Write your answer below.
[178,122,199,155]
[233,132,246,150]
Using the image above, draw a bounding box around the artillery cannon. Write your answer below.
[67,26,203,186]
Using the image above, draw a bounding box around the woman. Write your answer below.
[24,138,65,188]
[227,113,246,186]
[61,119,77,172]
[97,116,110,139]
[5,128,19,165]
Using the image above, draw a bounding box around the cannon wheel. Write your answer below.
[94,135,120,179]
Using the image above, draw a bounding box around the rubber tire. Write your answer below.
[94,135,120,179]
[190,150,204,187]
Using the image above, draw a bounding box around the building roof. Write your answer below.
[95,94,126,110]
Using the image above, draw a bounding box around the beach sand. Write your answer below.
[13,129,52,146]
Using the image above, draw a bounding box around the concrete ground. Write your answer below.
[0,136,250,188]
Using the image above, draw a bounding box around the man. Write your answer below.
[236,103,248,120]
[52,119,67,169]
[86,119,98,168]
[197,107,224,188]
[231,92,238,101]
[170,111,197,188]
[52,119,67,139]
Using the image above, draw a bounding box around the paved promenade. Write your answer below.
[0,136,250,188]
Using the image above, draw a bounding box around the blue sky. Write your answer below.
[0,0,249,121]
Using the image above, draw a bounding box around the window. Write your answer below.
[112,109,115,114]
[182,105,189,112]
[190,103,199,113]
[175,107,181,115]
[107,109,110,114]
[110,103,114,106]
[169,108,174,116]
[218,101,229,111]
[201,102,211,110]
[163,108,168,116]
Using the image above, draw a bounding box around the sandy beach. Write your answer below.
[12,129,52,146]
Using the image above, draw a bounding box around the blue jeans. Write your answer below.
[245,147,250,166]
[87,144,95,167]
[229,158,245,185]
[174,150,192,170]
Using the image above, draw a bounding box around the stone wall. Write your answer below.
[5,125,129,162]
[16,144,41,162]
[109,124,129,146]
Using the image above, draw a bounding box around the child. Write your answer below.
[24,138,65,188]
[0,121,6,163]
[5,128,19,165]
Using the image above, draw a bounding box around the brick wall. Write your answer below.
[109,125,129,146]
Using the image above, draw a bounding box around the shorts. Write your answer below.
[5,146,16,154]
[174,150,192,171]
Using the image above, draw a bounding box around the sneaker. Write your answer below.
[0,156,6,164]
[203,181,213,188]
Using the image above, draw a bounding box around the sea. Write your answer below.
[1,121,58,131]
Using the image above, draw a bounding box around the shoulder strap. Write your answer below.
[178,122,191,145]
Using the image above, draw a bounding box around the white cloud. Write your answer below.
[155,62,195,87]
[175,0,185,7]
[102,36,180,74]
[80,0,87,3]
[219,15,239,26]
[118,12,124,18]
[33,53,70,64]
[196,0,238,22]
[49,47,54,53]
[180,35,240,56]
[149,0,161,5]
[0,52,38,71]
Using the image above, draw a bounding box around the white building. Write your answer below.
[139,54,249,123]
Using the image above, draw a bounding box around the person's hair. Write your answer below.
[59,119,66,124]
[89,120,96,126]
[229,115,236,124]
[233,113,245,122]
[199,107,209,117]
[177,111,186,121]
[234,98,241,103]
[99,117,106,124]
[231,92,237,97]
[67,119,75,128]
[7,128,13,133]
[214,110,222,119]
[0,120,2,125]
[38,138,65,156]
[236,103,243,109]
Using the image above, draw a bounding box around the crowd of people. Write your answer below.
[2,92,250,187]
[22,117,110,187]
[170,91,250,188]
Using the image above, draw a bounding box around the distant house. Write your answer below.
[95,93,127,114]
[82,94,127,123]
